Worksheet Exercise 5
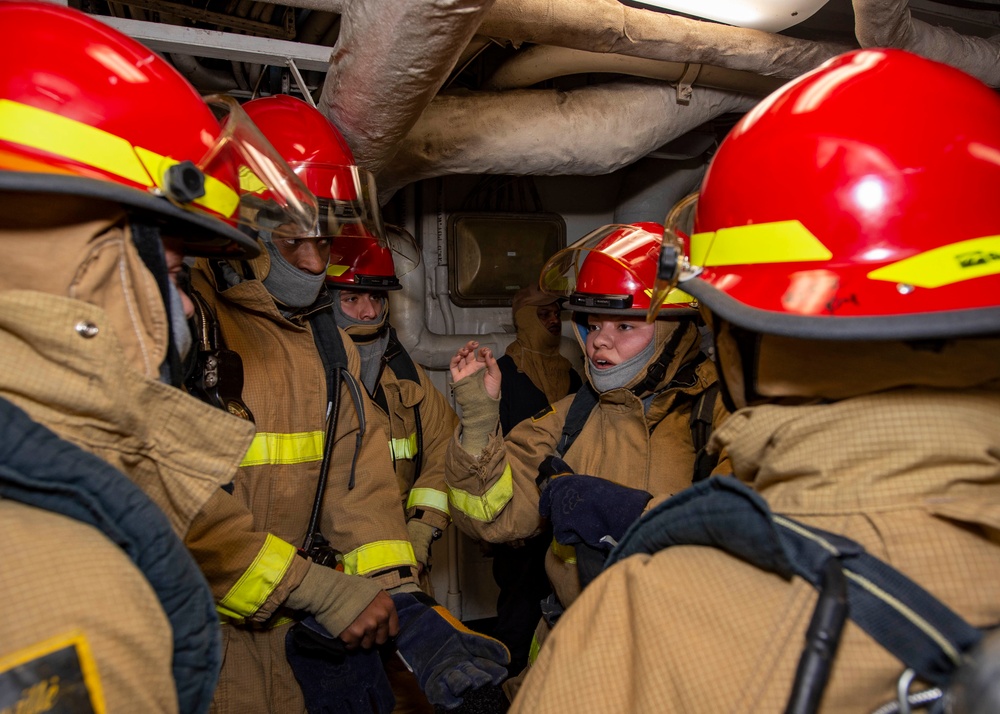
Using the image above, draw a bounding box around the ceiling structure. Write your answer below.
[80,0,1000,200]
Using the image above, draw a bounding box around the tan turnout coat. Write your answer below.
[513,388,1000,713]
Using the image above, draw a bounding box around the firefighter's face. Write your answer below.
[585,316,655,369]
[339,290,386,321]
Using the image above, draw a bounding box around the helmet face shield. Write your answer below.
[541,222,696,316]
[202,94,318,240]
[302,164,385,244]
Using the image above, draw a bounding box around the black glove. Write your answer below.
[285,616,395,714]
[538,468,652,554]
[391,591,509,710]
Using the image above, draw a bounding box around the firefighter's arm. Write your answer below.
[185,488,309,623]
[403,365,457,536]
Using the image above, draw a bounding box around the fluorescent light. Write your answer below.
[626,0,830,32]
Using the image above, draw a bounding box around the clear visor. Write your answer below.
[385,224,421,279]
[200,94,319,239]
[285,163,386,245]
[539,223,663,299]
[647,192,702,322]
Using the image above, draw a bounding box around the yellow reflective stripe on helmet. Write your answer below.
[550,539,577,565]
[240,430,325,467]
[691,220,833,267]
[0,99,238,218]
[340,540,417,576]
[644,287,694,305]
[216,534,297,621]
[0,98,149,185]
[447,463,514,522]
[867,235,1000,289]
[389,432,419,461]
[134,146,240,218]
[406,487,450,515]
[327,264,350,277]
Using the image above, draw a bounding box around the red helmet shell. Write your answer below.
[0,2,256,257]
[689,49,1000,340]
[542,222,695,315]
[241,95,357,199]
[327,228,401,291]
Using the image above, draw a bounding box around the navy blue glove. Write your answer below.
[391,591,509,710]
[285,616,395,714]
[538,468,653,553]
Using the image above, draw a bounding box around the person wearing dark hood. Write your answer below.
[445,222,730,697]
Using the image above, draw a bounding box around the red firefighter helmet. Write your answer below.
[241,94,385,243]
[325,224,421,291]
[671,49,1000,340]
[540,222,696,316]
[0,3,320,257]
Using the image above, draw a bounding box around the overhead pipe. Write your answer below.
[485,44,785,96]
[852,0,1000,86]
[378,79,758,197]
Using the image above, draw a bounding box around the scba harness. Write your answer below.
[607,476,988,714]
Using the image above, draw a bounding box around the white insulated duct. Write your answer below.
[319,0,497,172]
[853,0,1000,87]
[378,80,758,196]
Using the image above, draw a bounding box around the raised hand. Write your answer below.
[449,340,501,400]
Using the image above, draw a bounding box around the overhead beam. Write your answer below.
[94,15,333,73]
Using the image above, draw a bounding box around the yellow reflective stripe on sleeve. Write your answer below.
[690,220,833,267]
[0,99,239,218]
[550,539,577,565]
[527,633,541,665]
[389,432,419,461]
[447,463,514,522]
[406,487,450,515]
[327,264,350,277]
[867,235,1000,289]
[217,534,297,621]
[240,430,325,467]
[340,540,417,576]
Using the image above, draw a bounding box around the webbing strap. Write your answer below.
[609,477,982,688]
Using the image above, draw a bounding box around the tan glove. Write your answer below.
[407,519,439,570]
[451,369,500,454]
[285,562,386,639]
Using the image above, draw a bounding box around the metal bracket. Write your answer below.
[676,62,702,105]
[285,58,317,108]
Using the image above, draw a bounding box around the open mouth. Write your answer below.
[592,357,615,369]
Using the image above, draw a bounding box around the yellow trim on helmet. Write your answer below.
[217,534,297,621]
[644,287,695,305]
[240,430,325,467]
[691,220,833,267]
[0,99,239,218]
[327,264,350,277]
[867,235,1000,289]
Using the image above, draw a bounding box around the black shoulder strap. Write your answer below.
[556,383,600,458]
[689,383,721,482]
[609,476,984,691]
[373,328,424,481]
[302,309,367,554]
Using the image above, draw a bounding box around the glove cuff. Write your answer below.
[451,370,500,455]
